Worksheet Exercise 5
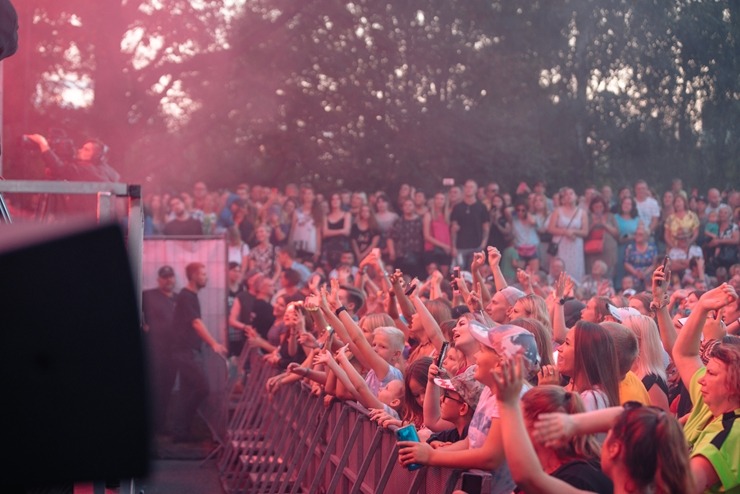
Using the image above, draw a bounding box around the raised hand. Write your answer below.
[490,355,524,405]
[536,364,561,386]
[651,263,670,302]
[328,278,342,309]
[698,283,738,312]
[466,289,482,312]
[532,412,576,448]
[471,251,486,272]
[516,269,531,289]
[487,246,502,267]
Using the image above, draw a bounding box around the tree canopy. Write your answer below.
[4,0,739,194]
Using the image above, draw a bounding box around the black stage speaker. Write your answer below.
[0,221,149,487]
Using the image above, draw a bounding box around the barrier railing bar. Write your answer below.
[288,397,335,494]
[327,412,366,493]
[308,404,351,493]
[219,353,275,476]
[229,373,293,492]
[348,427,385,494]
[374,441,400,494]
[270,385,329,494]
[269,385,325,494]
[257,383,311,489]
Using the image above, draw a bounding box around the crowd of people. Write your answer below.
[142,177,740,494]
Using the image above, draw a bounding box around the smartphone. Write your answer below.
[436,341,449,369]
[442,178,455,187]
[450,267,461,291]
[656,256,669,287]
[460,472,483,494]
[404,282,417,297]
[395,424,423,471]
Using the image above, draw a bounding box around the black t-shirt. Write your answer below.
[252,299,276,340]
[551,460,613,494]
[642,373,670,397]
[450,201,489,249]
[172,288,202,352]
[142,288,177,338]
[350,223,379,254]
[427,425,469,444]
[163,218,203,236]
[236,291,256,326]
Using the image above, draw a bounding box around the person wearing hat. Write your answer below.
[142,265,178,436]
[425,366,484,448]
[484,285,526,324]
[399,322,540,494]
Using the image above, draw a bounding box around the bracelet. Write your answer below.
[650,296,669,312]
[335,306,348,317]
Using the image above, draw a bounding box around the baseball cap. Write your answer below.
[433,366,484,409]
[158,265,175,278]
[468,321,541,371]
[608,305,641,323]
[499,286,526,307]
[563,299,585,327]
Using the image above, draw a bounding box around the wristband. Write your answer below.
[558,298,566,306]
[335,306,348,317]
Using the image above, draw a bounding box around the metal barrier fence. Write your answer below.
[218,350,492,494]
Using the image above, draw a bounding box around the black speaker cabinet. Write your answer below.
[0,221,149,487]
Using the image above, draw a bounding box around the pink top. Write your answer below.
[425,213,451,251]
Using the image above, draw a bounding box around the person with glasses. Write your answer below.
[423,365,483,447]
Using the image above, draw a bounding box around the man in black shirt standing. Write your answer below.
[171,262,227,442]
[163,196,203,236]
[451,179,490,268]
[141,265,178,435]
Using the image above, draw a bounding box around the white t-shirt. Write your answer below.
[667,244,704,262]
[636,197,660,229]
[466,381,530,494]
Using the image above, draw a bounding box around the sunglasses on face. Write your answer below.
[442,391,465,404]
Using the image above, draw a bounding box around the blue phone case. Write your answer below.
[395,424,422,471]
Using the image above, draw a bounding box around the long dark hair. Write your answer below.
[573,321,620,407]
[403,357,432,427]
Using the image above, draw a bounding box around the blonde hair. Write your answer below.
[513,294,552,330]
[359,313,395,333]
[622,315,667,382]
[374,326,406,353]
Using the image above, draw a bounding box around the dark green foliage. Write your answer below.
[3,0,739,194]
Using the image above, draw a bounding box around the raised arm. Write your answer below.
[422,363,454,432]
[409,288,447,352]
[334,346,385,410]
[673,284,737,390]
[487,246,508,291]
[389,269,416,323]
[471,251,492,306]
[551,273,574,344]
[651,265,677,356]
